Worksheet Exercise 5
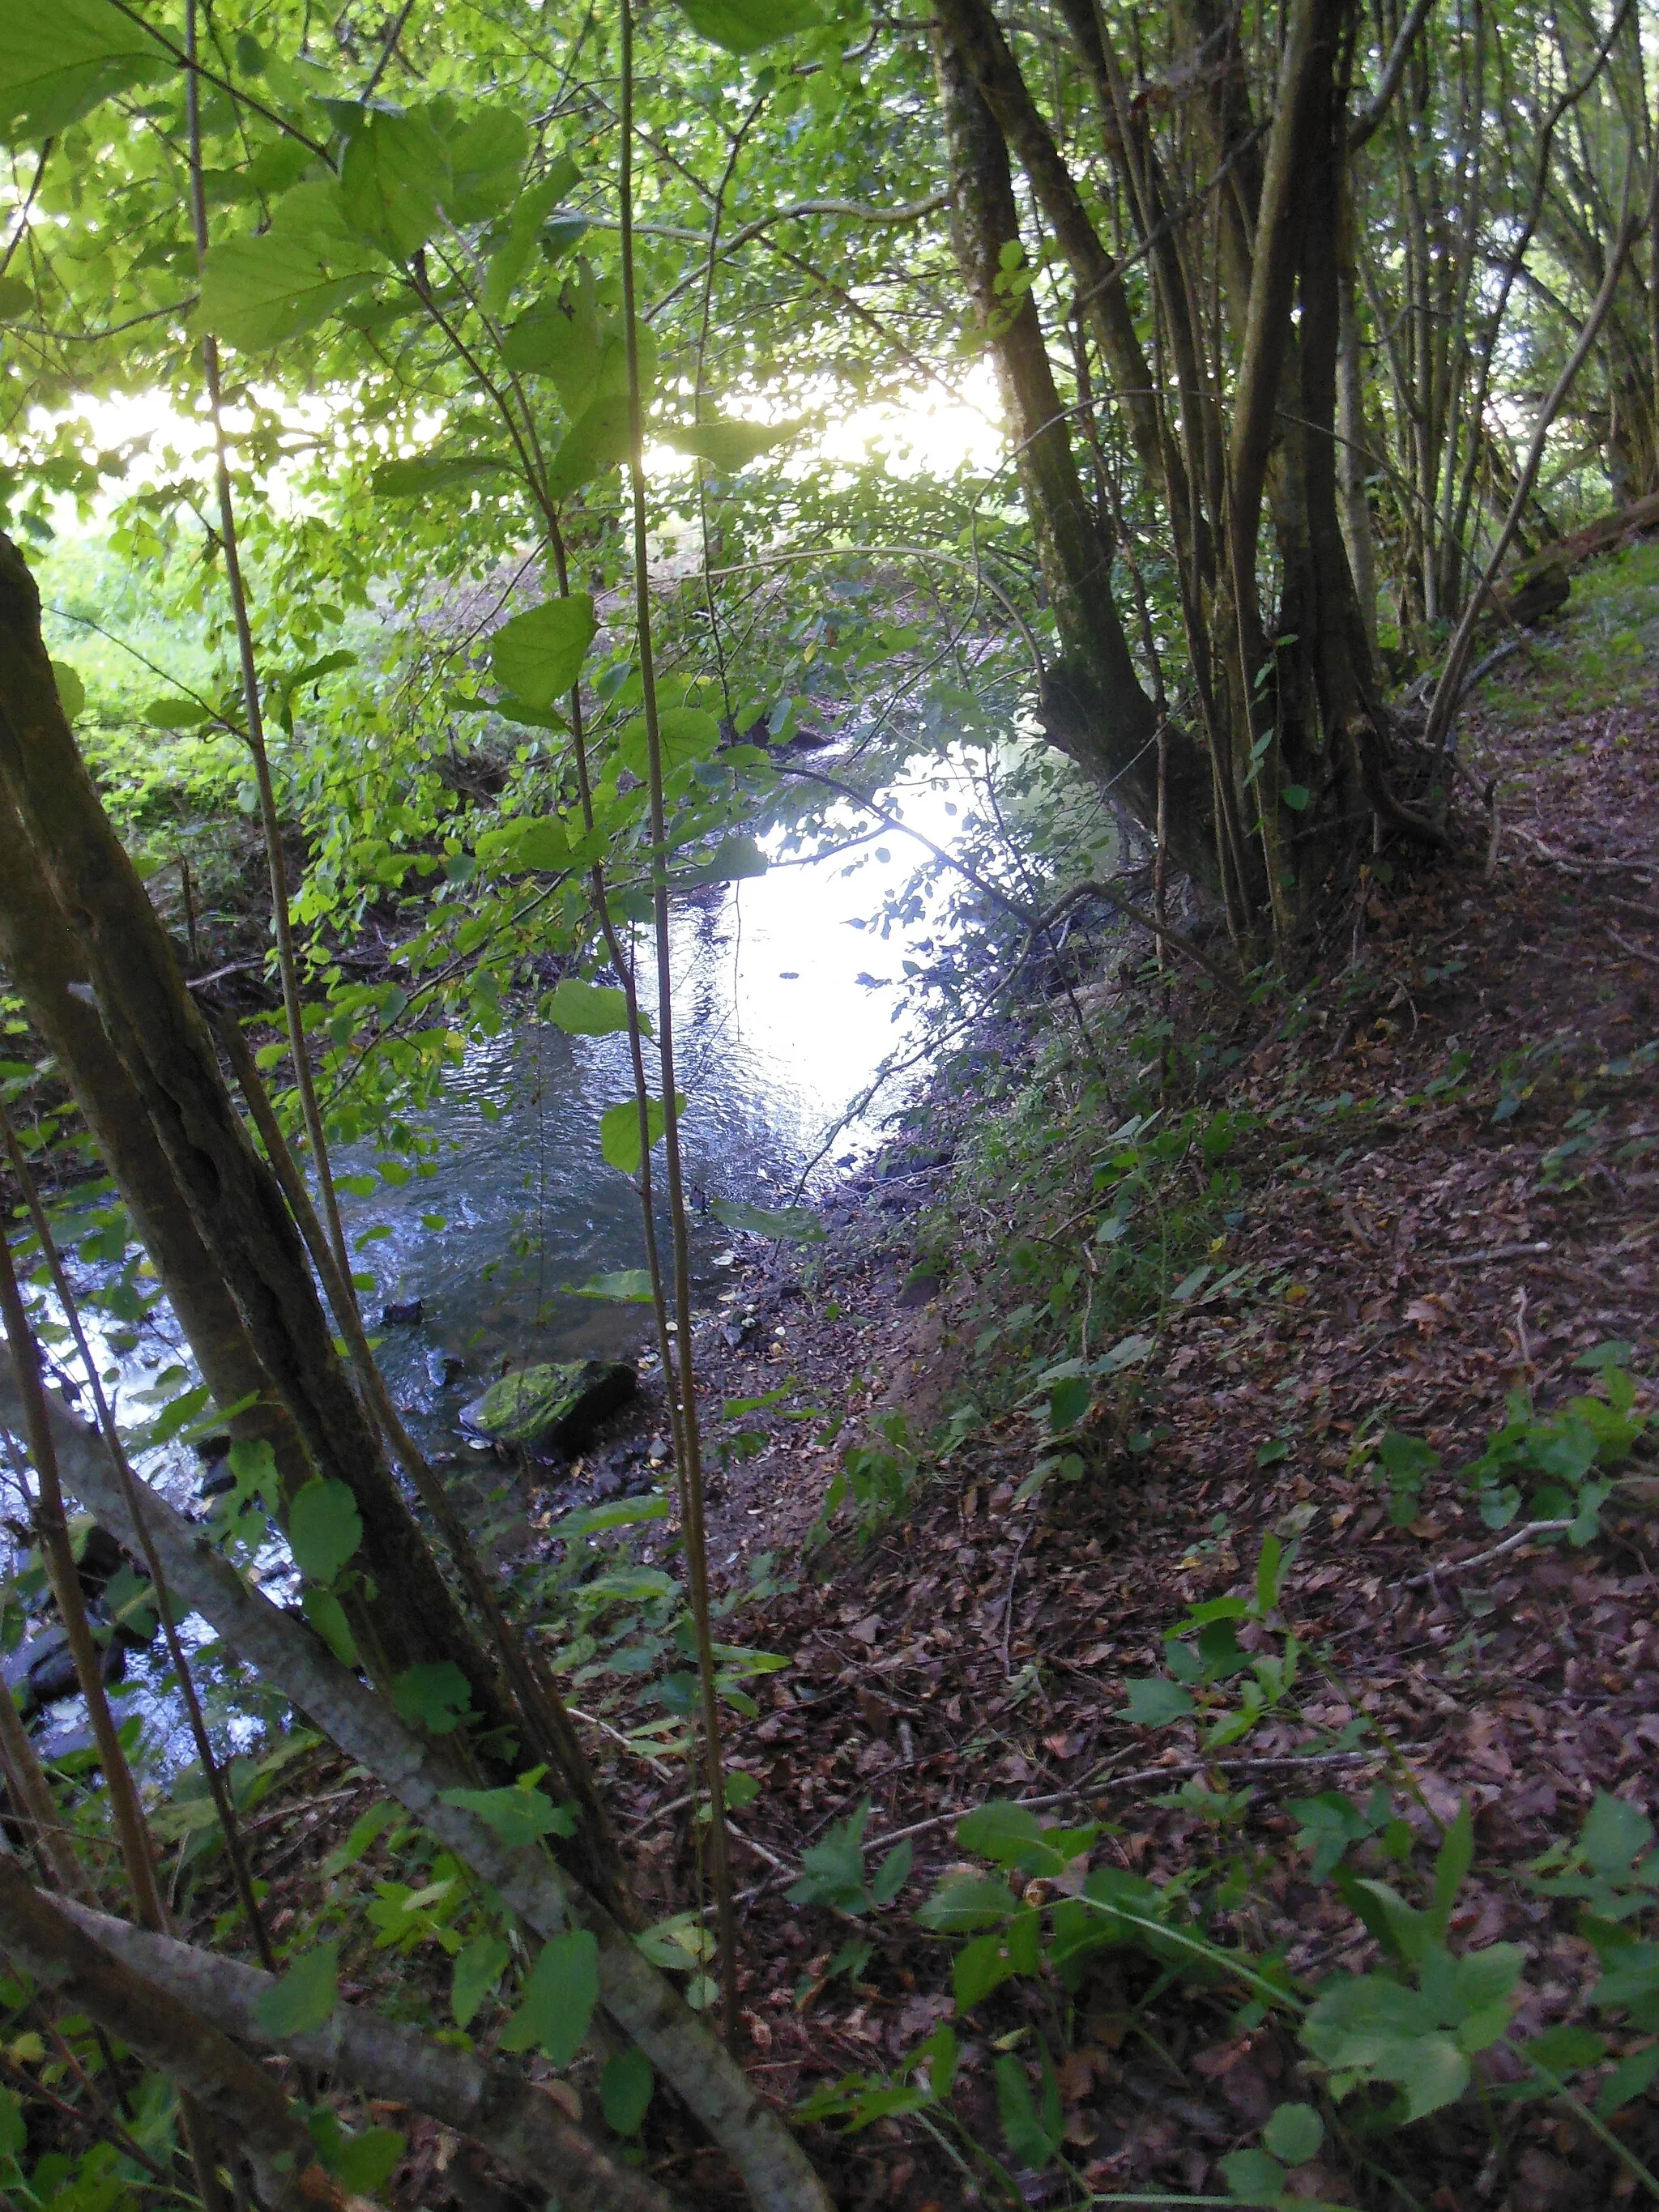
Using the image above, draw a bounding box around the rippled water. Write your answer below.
[340,753,983,1420]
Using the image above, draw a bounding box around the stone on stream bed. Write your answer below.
[458,1359,637,1453]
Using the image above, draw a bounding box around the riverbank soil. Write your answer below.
[599,567,1659,2206]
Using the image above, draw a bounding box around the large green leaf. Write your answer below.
[254,1942,339,2037]
[599,2048,654,2135]
[339,105,450,258]
[450,1934,510,2030]
[288,1477,363,1588]
[488,595,597,708]
[391,1660,475,1736]
[542,978,631,1034]
[600,1094,684,1175]
[663,418,797,471]
[441,107,531,224]
[475,816,572,872]
[482,156,579,316]
[614,705,721,778]
[195,185,382,349]
[438,1781,575,1848]
[545,391,632,501]
[369,453,513,498]
[670,0,824,53]
[498,1930,599,2066]
[0,0,173,145]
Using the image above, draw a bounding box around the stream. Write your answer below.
[6,750,992,1765]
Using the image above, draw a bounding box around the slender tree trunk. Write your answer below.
[0,789,311,1501]
[929,15,1218,884]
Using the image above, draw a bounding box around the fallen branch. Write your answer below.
[1444,1239,1551,1268]
[0,1857,340,2212]
[0,1368,833,2212]
[1402,1519,1574,1588]
[56,1901,680,2212]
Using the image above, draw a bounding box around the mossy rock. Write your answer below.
[459,1359,636,1451]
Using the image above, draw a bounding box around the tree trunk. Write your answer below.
[929,16,1218,885]
[0,787,311,1501]
[0,532,551,1798]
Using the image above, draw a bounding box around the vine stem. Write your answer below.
[618,0,739,2044]
[183,0,352,1290]
[0,1107,277,1974]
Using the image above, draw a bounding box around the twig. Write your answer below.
[566,1706,680,1782]
[1509,828,1654,879]
[1609,930,1659,970]
[1606,896,1659,927]
[1443,1239,1551,1268]
[1402,1519,1574,1588]
[1000,1520,1034,1681]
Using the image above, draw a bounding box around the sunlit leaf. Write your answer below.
[488,595,597,708]
[288,1477,363,1588]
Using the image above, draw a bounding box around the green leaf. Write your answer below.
[437,1781,574,1848]
[370,453,513,499]
[1261,2101,1323,2163]
[957,1801,1044,1865]
[1219,2147,1287,2203]
[391,1660,475,1736]
[441,107,531,224]
[1595,2043,1659,2116]
[488,596,597,708]
[870,1838,912,1906]
[914,1873,1020,1933]
[1522,2026,1606,2073]
[599,2047,654,2135]
[339,104,450,258]
[0,0,173,145]
[954,1931,1017,2011]
[674,833,770,888]
[994,2052,1060,2171]
[288,1477,363,1588]
[615,705,722,777]
[482,158,579,316]
[50,661,86,722]
[195,184,382,348]
[334,2128,404,2195]
[671,0,824,53]
[476,816,572,872]
[1431,1801,1473,1933]
[301,1586,358,1667]
[450,1933,510,2028]
[254,1941,339,2037]
[787,1803,875,1913]
[544,978,631,1034]
[0,275,33,318]
[498,1929,599,2066]
[1584,1792,1653,1877]
[573,1270,657,1302]
[710,1198,824,1242]
[600,1094,684,1176]
[1281,782,1311,812]
[144,694,215,729]
[1120,1677,1195,1726]
[1049,1375,1090,1432]
[546,390,633,501]
[663,418,798,471]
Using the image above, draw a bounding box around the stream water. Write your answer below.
[6,751,992,1762]
[336,750,985,1432]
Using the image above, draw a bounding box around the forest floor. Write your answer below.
[573,547,1659,2209]
[117,542,1659,2211]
